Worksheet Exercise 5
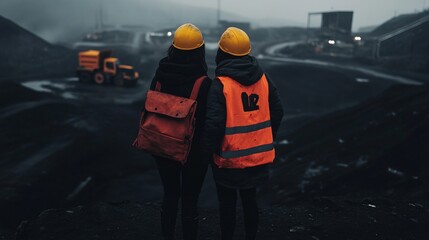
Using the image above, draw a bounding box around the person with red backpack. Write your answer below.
[201,27,284,240]
[136,23,211,240]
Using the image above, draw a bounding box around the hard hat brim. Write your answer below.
[173,41,205,51]
[218,42,251,56]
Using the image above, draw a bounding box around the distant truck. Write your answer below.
[77,50,139,86]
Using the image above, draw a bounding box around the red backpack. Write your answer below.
[132,76,205,163]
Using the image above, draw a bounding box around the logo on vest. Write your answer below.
[241,92,259,112]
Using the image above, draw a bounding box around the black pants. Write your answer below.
[156,157,208,240]
[216,184,259,240]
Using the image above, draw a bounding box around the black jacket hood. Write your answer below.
[215,56,263,86]
[154,57,207,85]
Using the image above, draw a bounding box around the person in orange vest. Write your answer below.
[149,23,211,240]
[202,27,284,240]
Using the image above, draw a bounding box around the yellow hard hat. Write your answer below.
[172,23,204,50]
[218,27,251,56]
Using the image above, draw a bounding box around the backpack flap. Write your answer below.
[133,76,205,163]
[145,90,197,118]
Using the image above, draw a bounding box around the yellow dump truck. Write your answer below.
[76,50,139,86]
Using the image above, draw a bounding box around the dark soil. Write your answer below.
[12,198,429,240]
[1,81,428,240]
[265,85,429,204]
[0,81,152,230]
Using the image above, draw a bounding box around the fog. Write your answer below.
[0,0,241,42]
[0,0,427,42]
[174,0,428,29]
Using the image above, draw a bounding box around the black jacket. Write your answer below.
[149,57,211,164]
[201,56,284,189]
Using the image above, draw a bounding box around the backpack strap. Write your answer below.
[155,82,161,91]
[155,76,205,98]
[189,76,206,100]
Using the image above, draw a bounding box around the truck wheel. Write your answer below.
[94,72,106,85]
[78,72,91,83]
[114,75,125,87]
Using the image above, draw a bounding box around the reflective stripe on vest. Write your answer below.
[214,74,275,169]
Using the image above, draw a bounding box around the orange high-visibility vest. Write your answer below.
[214,74,275,169]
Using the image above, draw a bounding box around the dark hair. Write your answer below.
[215,48,243,65]
[167,44,207,71]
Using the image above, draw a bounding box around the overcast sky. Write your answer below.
[170,0,428,29]
[0,0,427,42]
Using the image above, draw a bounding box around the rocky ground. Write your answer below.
[267,85,429,202]
[2,77,428,240]
[10,197,429,240]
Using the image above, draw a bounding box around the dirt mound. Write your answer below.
[0,15,75,80]
[369,11,429,37]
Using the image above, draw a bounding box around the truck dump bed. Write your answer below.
[78,50,112,70]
